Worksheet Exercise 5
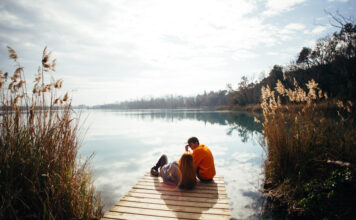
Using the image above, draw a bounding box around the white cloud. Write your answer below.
[303,39,317,48]
[101,0,265,65]
[328,0,348,2]
[0,10,32,28]
[263,0,306,16]
[311,25,328,34]
[231,49,258,61]
[285,23,306,31]
[46,0,286,105]
[232,152,258,163]
[1,0,353,105]
[273,23,306,41]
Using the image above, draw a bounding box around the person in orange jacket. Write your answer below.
[185,137,216,181]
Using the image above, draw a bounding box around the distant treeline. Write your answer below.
[93,20,355,110]
[116,109,262,134]
[93,91,228,109]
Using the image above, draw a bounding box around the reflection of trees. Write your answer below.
[227,126,251,143]
[224,112,262,143]
[105,110,262,143]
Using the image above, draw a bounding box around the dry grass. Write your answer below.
[260,78,356,218]
[0,47,103,219]
[230,104,262,113]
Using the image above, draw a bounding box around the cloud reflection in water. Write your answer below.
[79,109,265,219]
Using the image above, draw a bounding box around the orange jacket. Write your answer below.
[192,144,216,180]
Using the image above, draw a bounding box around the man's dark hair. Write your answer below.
[187,137,199,145]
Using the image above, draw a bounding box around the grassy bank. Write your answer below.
[217,98,345,116]
[216,104,262,113]
[260,79,356,218]
[0,47,103,219]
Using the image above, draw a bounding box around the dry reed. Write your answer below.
[260,78,356,217]
[0,47,103,219]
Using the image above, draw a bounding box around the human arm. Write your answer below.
[185,144,190,152]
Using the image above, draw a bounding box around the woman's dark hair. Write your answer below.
[187,137,199,145]
[179,153,196,189]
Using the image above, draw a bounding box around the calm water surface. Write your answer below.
[79,109,265,219]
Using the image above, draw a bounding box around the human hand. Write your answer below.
[185,144,190,152]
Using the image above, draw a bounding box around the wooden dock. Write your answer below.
[101,173,231,220]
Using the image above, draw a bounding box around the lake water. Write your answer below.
[79,109,265,219]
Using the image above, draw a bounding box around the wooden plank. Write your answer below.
[144,172,225,180]
[104,211,177,220]
[141,176,225,184]
[143,174,225,179]
[142,176,224,184]
[119,195,230,209]
[126,191,229,204]
[136,181,226,191]
[137,179,226,188]
[133,183,227,195]
[107,206,230,220]
[130,188,227,199]
[114,200,231,216]
[101,173,231,220]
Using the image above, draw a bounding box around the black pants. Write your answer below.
[196,167,213,182]
[154,154,168,170]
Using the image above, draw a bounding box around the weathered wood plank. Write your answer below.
[101,174,231,220]
[142,175,225,183]
[141,175,225,182]
[107,206,230,220]
[133,183,227,195]
[104,211,177,220]
[136,179,226,188]
[119,195,230,209]
[126,191,229,204]
[137,179,226,188]
[114,200,231,215]
[143,173,224,179]
[144,172,225,180]
[133,184,226,195]
[130,188,227,199]
[141,176,225,186]
[141,177,225,185]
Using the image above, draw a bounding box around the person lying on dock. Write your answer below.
[150,152,197,189]
[185,137,216,182]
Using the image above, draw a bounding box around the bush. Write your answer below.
[0,47,103,219]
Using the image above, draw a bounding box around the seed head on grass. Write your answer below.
[7,46,18,61]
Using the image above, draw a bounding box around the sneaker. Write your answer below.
[150,167,159,177]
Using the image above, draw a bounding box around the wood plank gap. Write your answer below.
[129,188,228,199]
[126,192,230,204]
[133,185,227,195]
[135,182,227,190]
[102,173,231,220]
[144,173,225,179]
[113,205,231,218]
[141,176,225,180]
[107,210,227,220]
[104,211,179,220]
[114,202,231,216]
[119,196,231,210]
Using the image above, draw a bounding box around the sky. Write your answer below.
[0,0,355,106]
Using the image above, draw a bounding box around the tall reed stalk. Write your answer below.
[0,47,103,219]
[260,78,355,217]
